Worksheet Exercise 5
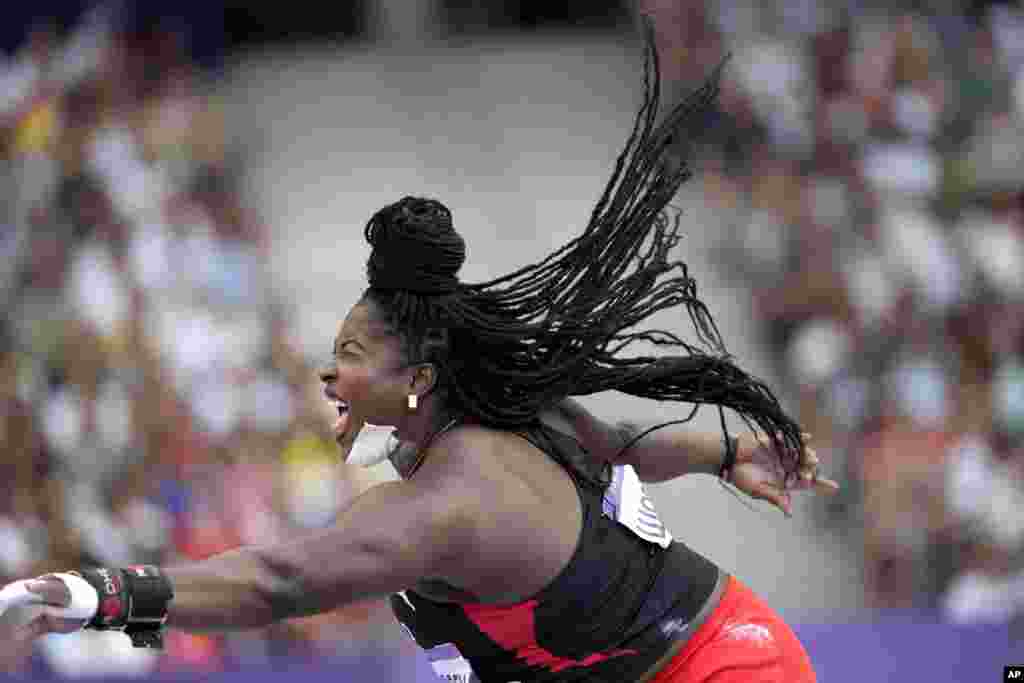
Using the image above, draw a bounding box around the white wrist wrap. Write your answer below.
[0,580,38,617]
[46,573,100,621]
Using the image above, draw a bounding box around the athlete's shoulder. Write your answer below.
[415,422,507,483]
[438,424,534,482]
[434,421,522,455]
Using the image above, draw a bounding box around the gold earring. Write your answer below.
[407,394,418,411]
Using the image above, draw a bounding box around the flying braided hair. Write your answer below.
[363,18,805,484]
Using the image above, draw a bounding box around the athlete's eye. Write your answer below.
[333,340,359,358]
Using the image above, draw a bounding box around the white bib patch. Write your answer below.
[394,591,476,682]
[424,643,475,682]
[603,464,673,548]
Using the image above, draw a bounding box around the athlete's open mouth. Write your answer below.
[326,395,351,443]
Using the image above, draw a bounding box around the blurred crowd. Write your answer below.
[3,0,1024,677]
[652,0,1024,624]
[1,5,399,677]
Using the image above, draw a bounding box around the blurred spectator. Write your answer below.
[1,5,387,676]
[3,1,1024,677]
[701,0,1024,623]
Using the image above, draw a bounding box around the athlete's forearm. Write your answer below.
[162,547,283,631]
[613,423,726,482]
[163,533,402,631]
[165,540,401,631]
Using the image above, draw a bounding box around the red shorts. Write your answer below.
[648,575,817,683]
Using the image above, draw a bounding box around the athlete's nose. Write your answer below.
[319,362,337,385]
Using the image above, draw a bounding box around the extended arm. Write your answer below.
[2,461,473,644]
[553,399,728,482]
[553,398,838,511]
[165,474,469,631]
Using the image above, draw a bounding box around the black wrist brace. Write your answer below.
[74,566,174,649]
[719,435,739,481]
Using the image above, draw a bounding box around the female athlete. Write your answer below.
[1,21,837,683]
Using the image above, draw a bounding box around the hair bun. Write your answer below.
[365,197,466,295]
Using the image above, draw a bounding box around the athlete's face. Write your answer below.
[320,300,412,450]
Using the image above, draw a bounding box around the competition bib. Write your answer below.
[392,465,669,681]
[602,464,673,548]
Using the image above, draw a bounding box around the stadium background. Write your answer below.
[1,0,1021,680]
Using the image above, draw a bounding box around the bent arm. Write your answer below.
[554,399,728,483]
[164,474,470,632]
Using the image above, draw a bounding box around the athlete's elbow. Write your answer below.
[256,537,432,618]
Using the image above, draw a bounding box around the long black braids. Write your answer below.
[363,18,806,485]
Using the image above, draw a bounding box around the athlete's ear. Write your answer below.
[407,327,448,401]
[409,363,438,400]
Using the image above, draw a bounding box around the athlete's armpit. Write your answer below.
[613,421,644,455]
[549,399,627,461]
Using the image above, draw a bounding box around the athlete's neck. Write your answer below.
[389,399,459,476]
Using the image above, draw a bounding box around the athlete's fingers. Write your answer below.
[795,438,826,486]
[799,461,818,482]
[774,490,793,517]
[0,611,50,657]
[13,614,51,640]
[42,615,86,634]
[766,487,793,517]
[749,482,792,517]
[26,578,71,607]
[757,432,816,460]
[813,477,840,495]
[20,577,88,633]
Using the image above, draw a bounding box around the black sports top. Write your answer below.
[390,422,723,683]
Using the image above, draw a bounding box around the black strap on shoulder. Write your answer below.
[522,419,611,492]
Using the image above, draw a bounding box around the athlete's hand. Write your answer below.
[0,576,87,671]
[729,433,839,517]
